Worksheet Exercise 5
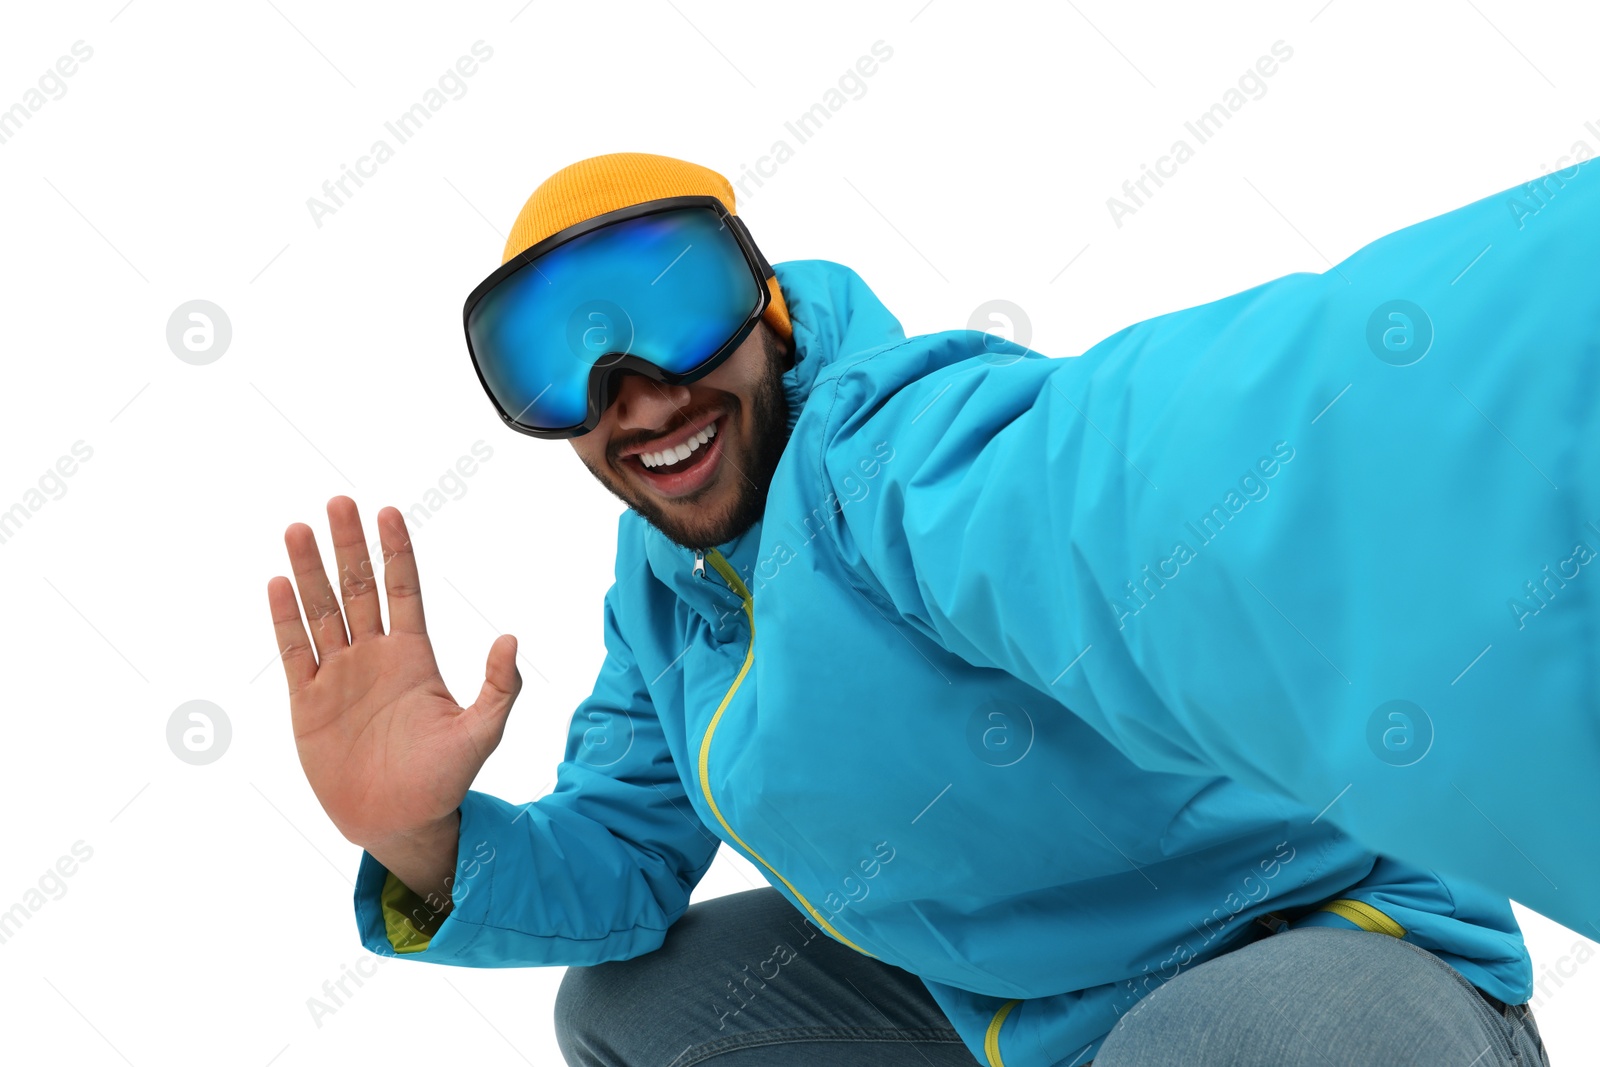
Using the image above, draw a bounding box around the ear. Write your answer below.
[764,320,796,373]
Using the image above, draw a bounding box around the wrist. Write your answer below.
[365,809,462,912]
[364,808,461,858]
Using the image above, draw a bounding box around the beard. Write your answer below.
[582,326,793,552]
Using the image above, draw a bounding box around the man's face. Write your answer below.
[569,321,793,551]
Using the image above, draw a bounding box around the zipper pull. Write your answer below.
[692,549,706,579]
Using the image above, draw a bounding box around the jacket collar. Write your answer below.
[638,259,907,625]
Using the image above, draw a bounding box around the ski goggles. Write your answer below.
[462,194,777,440]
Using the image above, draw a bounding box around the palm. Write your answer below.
[292,630,473,845]
[268,498,521,850]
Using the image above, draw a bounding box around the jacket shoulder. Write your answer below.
[804,330,1038,440]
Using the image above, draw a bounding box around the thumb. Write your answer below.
[467,633,522,739]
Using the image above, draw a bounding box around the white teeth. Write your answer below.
[640,421,717,469]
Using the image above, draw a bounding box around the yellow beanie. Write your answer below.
[500,151,792,343]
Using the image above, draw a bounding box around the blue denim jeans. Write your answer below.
[554,887,1554,1066]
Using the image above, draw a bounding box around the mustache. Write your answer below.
[610,402,732,463]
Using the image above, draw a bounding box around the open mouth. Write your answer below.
[625,414,727,499]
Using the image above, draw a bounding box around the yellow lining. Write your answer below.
[380,870,435,953]
[1317,897,1407,938]
[984,998,1022,1066]
[698,550,875,957]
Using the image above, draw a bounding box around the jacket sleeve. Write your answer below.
[816,160,1600,938]
[352,575,720,967]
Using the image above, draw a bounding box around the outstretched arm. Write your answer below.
[819,159,1600,938]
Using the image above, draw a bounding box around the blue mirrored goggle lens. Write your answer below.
[467,207,763,432]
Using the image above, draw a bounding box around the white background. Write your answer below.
[1,0,1596,1063]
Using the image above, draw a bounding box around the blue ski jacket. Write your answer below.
[353,162,1600,1066]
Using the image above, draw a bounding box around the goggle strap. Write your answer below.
[727,213,774,279]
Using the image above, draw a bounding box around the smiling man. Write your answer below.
[569,306,792,555]
[269,151,1600,1065]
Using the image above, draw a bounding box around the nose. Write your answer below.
[609,371,691,433]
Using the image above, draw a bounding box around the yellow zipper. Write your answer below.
[696,548,876,958]
[1317,897,1407,938]
[984,998,1021,1066]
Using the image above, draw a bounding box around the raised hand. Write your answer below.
[266,496,520,899]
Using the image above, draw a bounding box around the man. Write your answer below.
[269,151,1598,1064]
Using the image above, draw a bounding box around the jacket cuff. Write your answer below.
[354,791,504,960]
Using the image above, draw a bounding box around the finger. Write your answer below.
[267,575,318,694]
[467,633,521,746]
[284,521,350,659]
[378,507,427,635]
[327,496,383,641]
